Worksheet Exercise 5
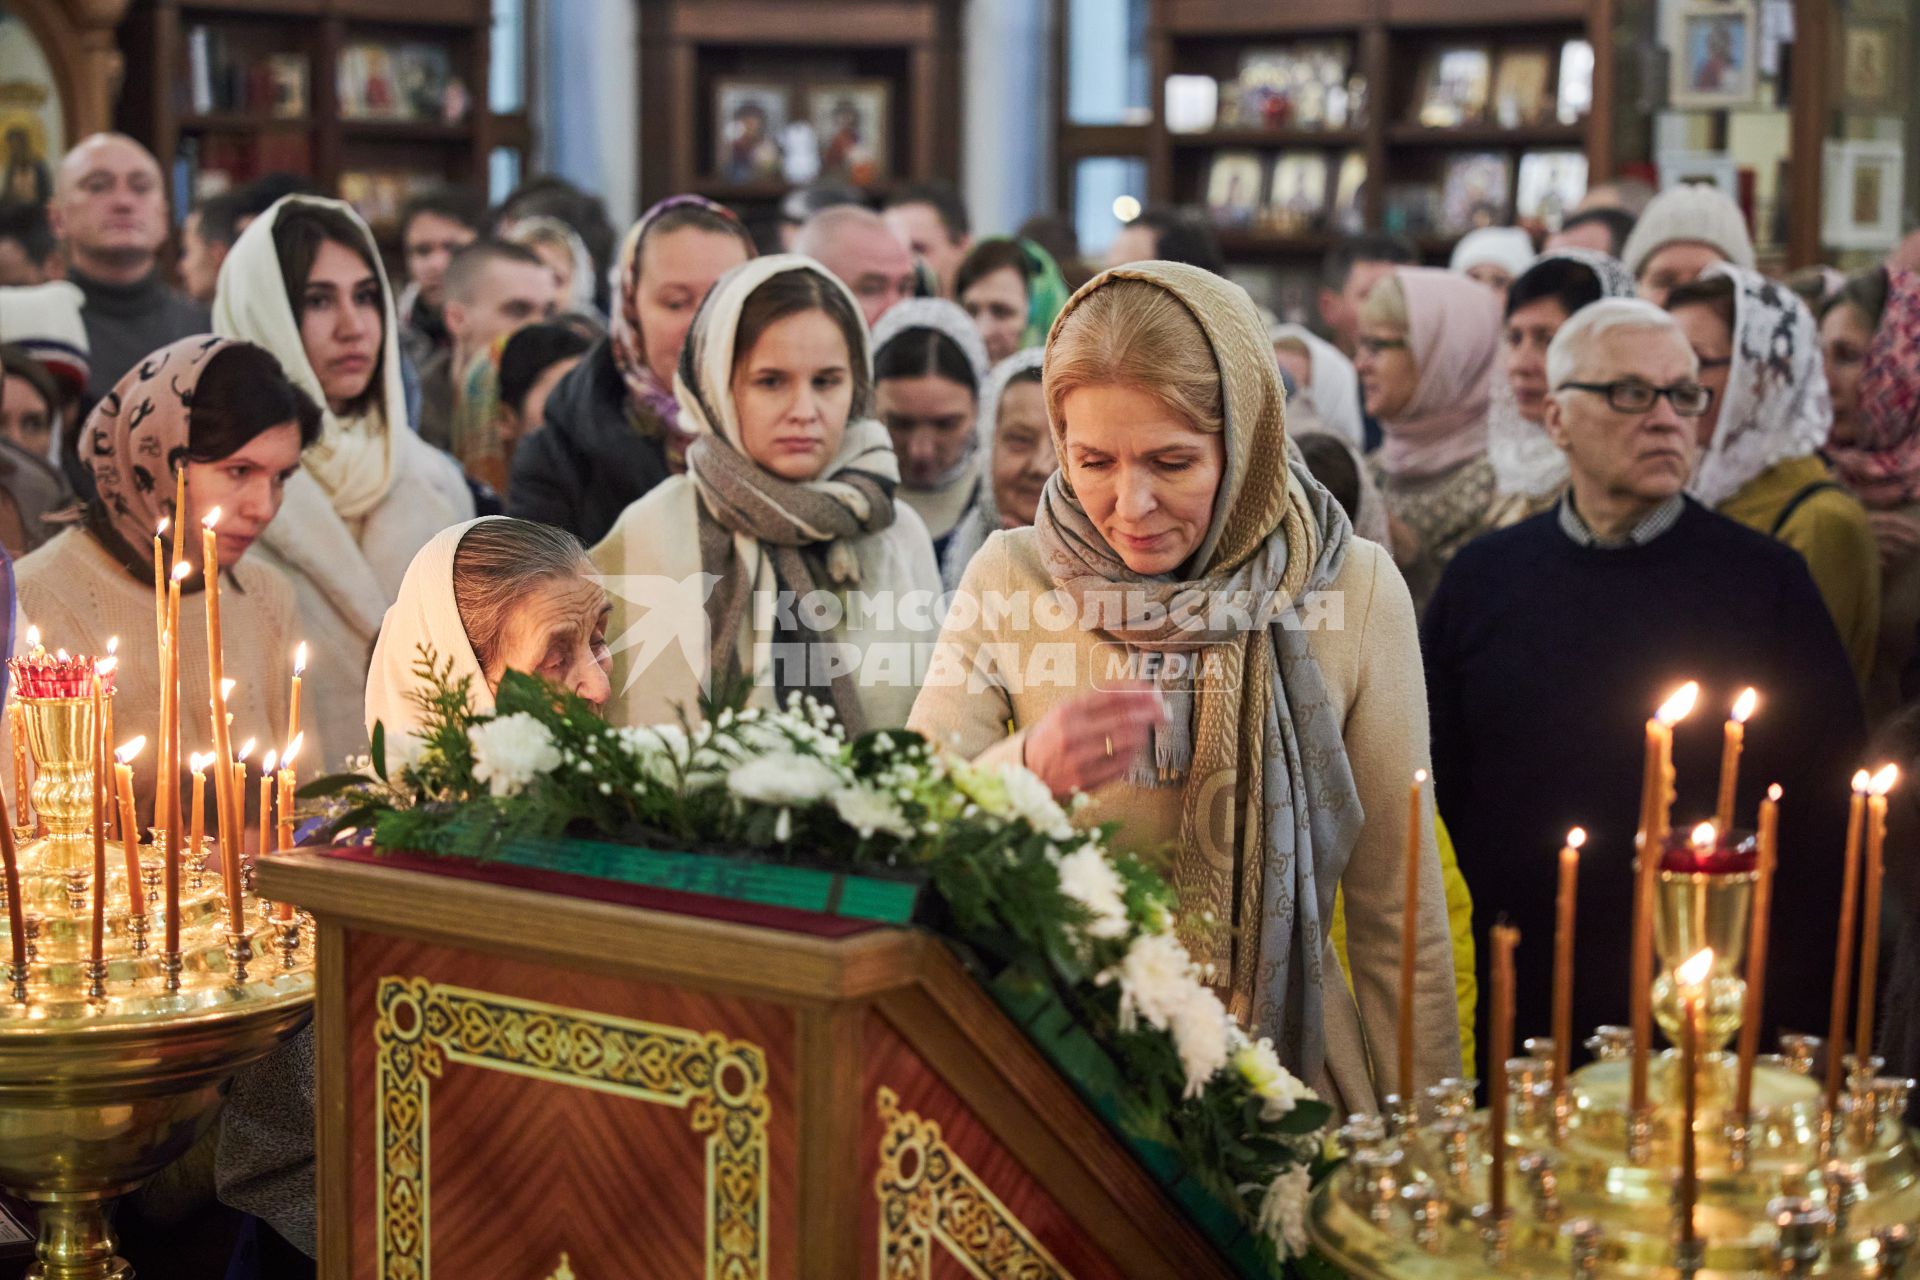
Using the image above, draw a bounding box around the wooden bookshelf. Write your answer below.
[1135,0,1613,274]
[115,0,526,246]
[634,0,965,227]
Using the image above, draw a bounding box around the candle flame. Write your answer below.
[172,560,191,582]
[1690,821,1717,851]
[54,648,68,663]
[1870,763,1900,796]
[1853,768,1873,792]
[1768,783,1783,802]
[221,678,236,699]
[293,642,308,675]
[115,735,147,764]
[236,737,256,763]
[1675,947,1714,988]
[283,733,303,766]
[155,517,169,537]
[23,626,37,649]
[202,507,221,529]
[189,752,213,772]
[106,636,118,654]
[1731,687,1758,723]
[1657,681,1700,725]
[1413,768,1428,785]
[95,655,117,677]
[1566,827,1586,849]
[261,748,278,774]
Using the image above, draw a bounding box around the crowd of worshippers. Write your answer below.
[4,131,1920,1274]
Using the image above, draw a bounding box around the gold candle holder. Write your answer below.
[1651,826,1757,1061]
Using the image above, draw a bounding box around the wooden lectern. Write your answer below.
[264,847,1264,1280]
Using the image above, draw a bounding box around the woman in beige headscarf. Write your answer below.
[213,197,475,766]
[909,262,1458,1112]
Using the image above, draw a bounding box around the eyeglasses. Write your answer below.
[1355,336,1408,357]
[1556,378,1715,416]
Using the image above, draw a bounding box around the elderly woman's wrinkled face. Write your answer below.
[1061,384,1225,576]
[990,378,1056,528]
[733,307,853,482]
[487,570,614,708]
[1354,326,1417,421]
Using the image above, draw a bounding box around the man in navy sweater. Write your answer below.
[1424,299,1865,1071]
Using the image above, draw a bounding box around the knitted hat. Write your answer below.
[1449,226,1535,279]
[1619,185,1756,278]
[0,281,89,398]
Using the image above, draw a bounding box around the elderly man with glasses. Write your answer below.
[1420,298,1864,1069]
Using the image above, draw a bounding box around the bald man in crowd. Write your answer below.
[793,205,916,327]
[49,134,209,401]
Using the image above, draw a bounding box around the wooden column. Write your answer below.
[1787,0,1830,269]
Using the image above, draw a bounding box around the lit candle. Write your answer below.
[152,517,168,650]
[1551,827,1586,1098]
[1399,768,1425,1104]
[288,642,307,750]
[202,509,242,931]
[257,749,277,865]
[231,739,253,868]
[163,561,187,962]
[1632,681,1699,1116]
[1715,688,1757,832]
[113,736,147,917]
[102,638,117,838]
[1488,922,1519,1219]
[1677,947,1713,1250]
[276,734,302,922]
[1855,764,1900,1065]
[189,752,210,877]
[1735,784,1781,1119]
[9,701,28,828]
[1824,770,1872,1121]
[89,664,106,974]
[169,462,187,569]
[24,627,41,660]
[0,772,22,992]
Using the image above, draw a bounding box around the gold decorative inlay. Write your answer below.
[875,1085,1071,1279]
[375,977,769,1280]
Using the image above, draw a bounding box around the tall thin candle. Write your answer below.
[1677,947,1713,1250]
[89,666,107,976]
[112,736,147,917]
[169,464,187,568]
[1632,681,1698,1116]
[151,518,168,651]
[1488,922,1519,1219]
[1824,770,1872,1122]
[202,509,242,930]
[9,702,27,827]
[1735,784,1781,1119]
[163,561,187,961]
[1551,827,1585,1098]
[189,753,210,878]
[288,642,307,750]
[1855,764,1899,1065]
[257,749,277,867]
[276,735,301,922]
[1399,769,1426,1103]
[102,638,117,840]
[0,778,23,992]
[1714,688,1757,832]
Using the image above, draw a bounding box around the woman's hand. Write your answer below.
[1869,510,1920,570]
[1022,683,1166,800]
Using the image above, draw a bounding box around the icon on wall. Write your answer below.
[807,81,890,186]
[1669,1,1756,108]
[0,12,65,207]
[713,80,789,183]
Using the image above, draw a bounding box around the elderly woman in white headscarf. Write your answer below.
[1450,226,1536,299]
[1270,323,1363,448]
[1666,264,1879,683]
[365,516,613,742]
[871,298,992,562]
[213,196,475,765]
[939,348,1052,589]
[909,262,1459,1112]
[591,256,941,733]
[1487,249,1637,518]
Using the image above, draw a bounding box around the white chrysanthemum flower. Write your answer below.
[467,713,563,798]
[1055,845,1131,939]
[385,729,430,776]
[999,764,1074,839]
[1103,931,1198,1032]
[727,753,841,807]
[1169,984,1230,1098]
[1256,1166,1312,1258]
[1232,1037,1318,1121]
[831,786,914,840]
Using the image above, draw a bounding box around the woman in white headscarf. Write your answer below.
[939,348,1051,589]
[1270,323,1363,449]
[365,516,613,743]
[1667,264,1879,684]
[1487,249,1637,517]
[871,298,991,561]
[503,214,602,321]
[592,256,941,733]
[213,196,475,765]
[1449,226,1536,299]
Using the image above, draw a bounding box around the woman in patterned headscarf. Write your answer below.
[510,196,756,546]
[592,256,940,734]
[909,263,1459,1112]
[1667,264,1880,686]
[11,336,319,822]
[1822,266,1920,721]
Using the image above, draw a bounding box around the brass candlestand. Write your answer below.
[0,686,312,1280]
[1311,824,1919,1277]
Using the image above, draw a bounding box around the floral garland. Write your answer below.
[308,653,1336,1270]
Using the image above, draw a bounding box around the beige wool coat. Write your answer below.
[907,528,1461,1114]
